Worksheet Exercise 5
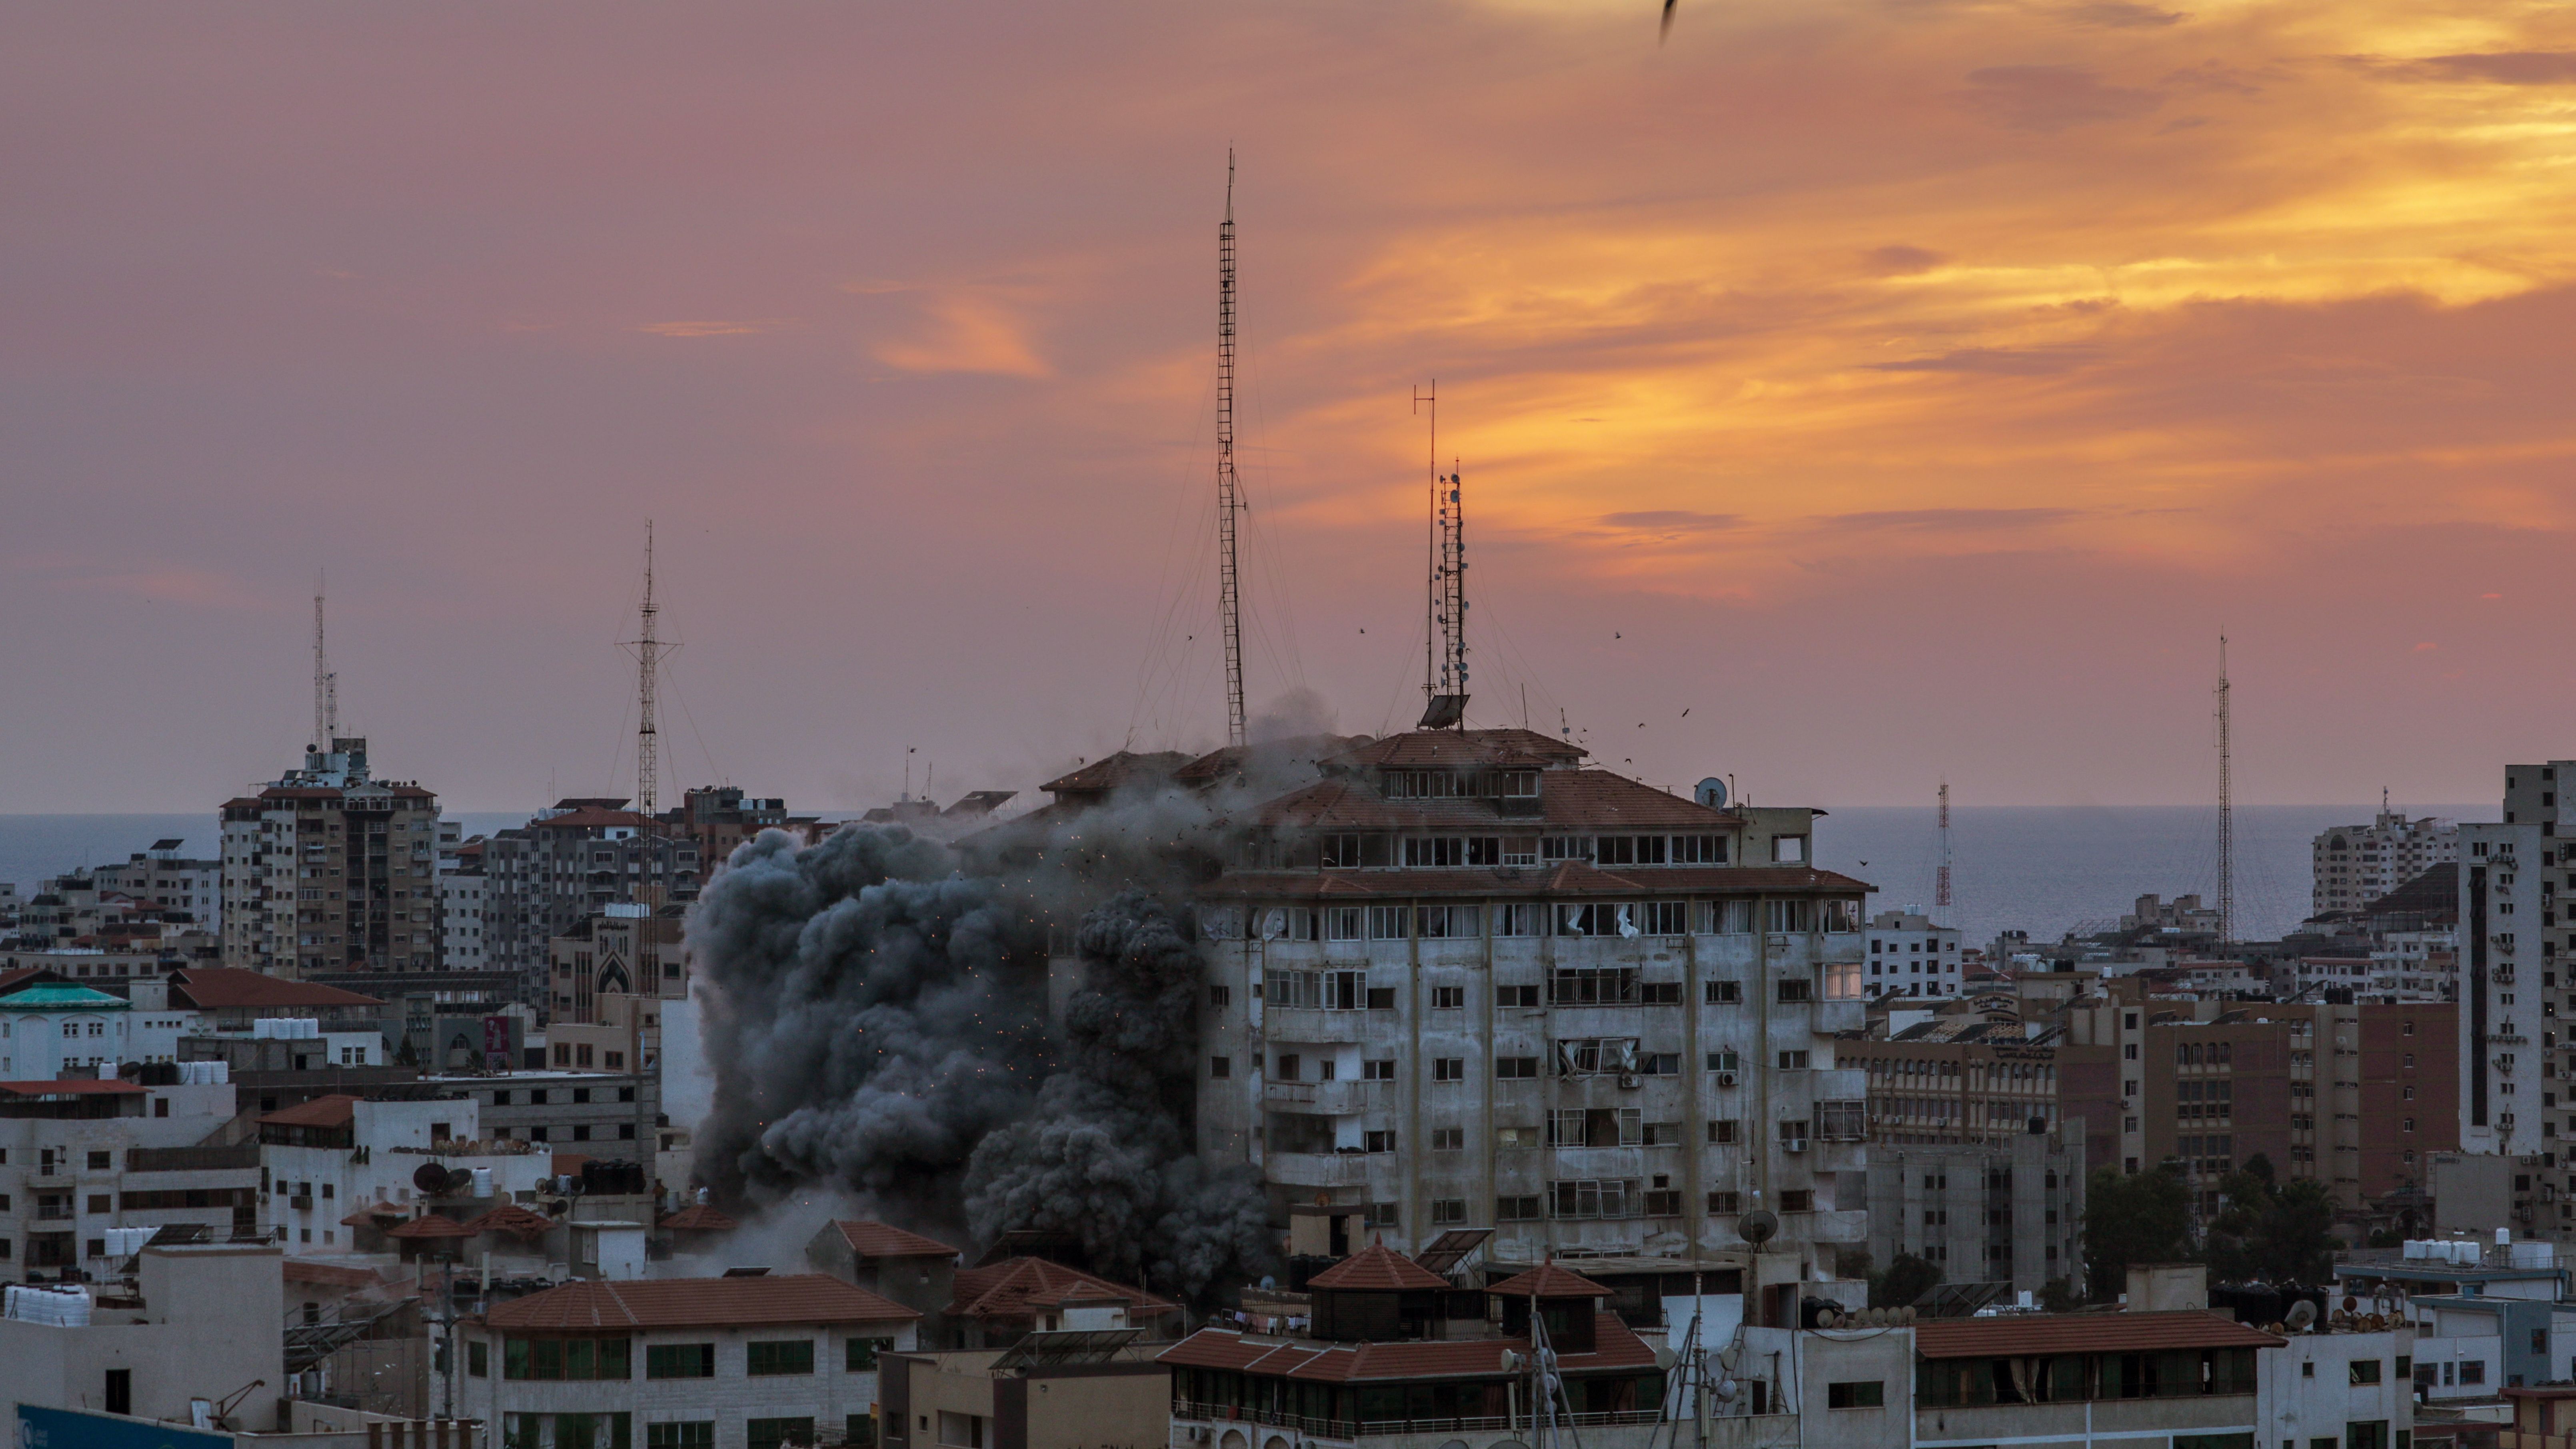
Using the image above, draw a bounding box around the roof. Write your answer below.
[949,1258,1178,1321]
[167,967,384,1011]
[1171,736,1375,788]
[1159,1313,1655,1382]
[1199,863,1870,902]
[260,1094,359,1129]
[384,1214,475,1240]
[1912,1310,2285,1359]
[1325,729,1588,770]
[1242,769,1743,838]
[339,1200,407,1226]
[0,983,131,1010]
[657,1205,740,1233]
[484,1275,919,1331]
[0,1079,148,1098]
[286,1259,385,1289]
[1307,1245,1451,1293]
[1488,1262,1613,1299]
[533,807,657,831]
[1039,751,1194,797]
[827,1220,957,1260]
[465,1205,557,1240]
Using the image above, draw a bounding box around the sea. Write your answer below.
[0,803,2492,949]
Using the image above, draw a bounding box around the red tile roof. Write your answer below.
[827,1221,957,1260]
[948,1258,1177,1321]
[1040,751,1194,797]
[168,967,384,1010]
[286,1259,386,1289]
[1171,737,1375,788]
[0,1079,148,1097]
[464,1205,557,1240]
[260,1094,359,1128]
[657,1205,739,1233]
[483,1274,918,1331]
[1912,1310,2284,1360]
[1488,1262,1612,1300]
[384,1213,475,1239]
[1306,1245,1450,1293]
[1325,729,1587,769]
[1159,1313,1655,1382]
[339,1200,407,1226]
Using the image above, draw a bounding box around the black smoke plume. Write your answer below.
[688,814,1277,1305]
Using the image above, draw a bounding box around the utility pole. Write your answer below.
[2216,635,2234,947]
[1215,152,1248,750]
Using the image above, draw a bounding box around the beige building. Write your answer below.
[0,1242,284,1428]
[220,739,442,976]
[2314,810,2457,918]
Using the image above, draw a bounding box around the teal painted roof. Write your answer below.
[0,984,130,1011]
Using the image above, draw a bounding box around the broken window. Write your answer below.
[1404,837,1466,868]
[1415,905,1482,938]
[1551,968,1639,1004]
[1541,836,1595,863]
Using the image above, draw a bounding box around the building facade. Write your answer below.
[1866,909,1963,999]
[2316,811,2460,918]
[2458,763,2570,1162]
[481,805,701,1010]
[1185,729,1872,1271]
[219,739,442,976]
[1863,1125,2086,1293]
[0,1076,255,1276]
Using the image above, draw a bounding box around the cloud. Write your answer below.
[1863,245,1946,276]
[2412,52,2576,85]
[635,320,793,338]
[871,292,1051,378]
[1598,510,1741,533]
[1958,65,2164,132]
[1821,508,2082,532]
[1869,346,2098,376]
[2067,2,2186,27]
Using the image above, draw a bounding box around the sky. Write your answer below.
[5,0,2574,815]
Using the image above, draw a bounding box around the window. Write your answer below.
[1827,1381,1884,1409]
[845,1418,874,1449]
[749,1420,817,1449]
[1707,1049,1741,1074]
[1495,903,1546,937]
[1324,907,1365,940]
[1431,985,1465,1009]
[1642,901,1689,936]
[1675,835,1725,864]
[1778,1050,1811,1070]
[2350,1360,2382,1385]
[1771,835,1806,863]
[747,1340,815,1376]
[1415,905,1481,937]
[1549,1179,1635,1218]
[1368,906,1411,939]
[1496,1056,1539,1079]
[1431,1199,1466,1225]
[503,1337,634,1381]
[647,1344,715,1379]
[87,1151,110,1170]
[468,1341,489,1378]
[1209,985,1231,1009]
[1209,1056,1231,1079]
[1705,980,1742,1004]
[1708,1119,1740,1144]
[647,1427,713,1449]
[1553,967,1639,1004]
[1497,1125,1540,1149]
[1365,1130,1397,1153]
[1498,1194,1543,1221]
[1777,978,1813,1003]
[1766,899,1813,933]
[1708,1191,1741,1213]
[845,1338,892,1371]
[1498,983,1542,1007]
[1431,1127,1465,1151]
[1433,1058,1464,1082]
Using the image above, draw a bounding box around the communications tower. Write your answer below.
[1416,384,1468,729]
[1215,154,1247,749]
[2215,635,2234,946]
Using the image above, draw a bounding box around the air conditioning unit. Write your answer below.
[1618,1074,1641,1089]
[1785,1137,1809,1153]
[1716,1071,1740,1088]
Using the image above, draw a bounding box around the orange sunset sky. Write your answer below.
[5,0,2573,812]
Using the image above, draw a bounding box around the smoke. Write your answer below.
[687,776,1295,1306]
[1251,686,1338,744]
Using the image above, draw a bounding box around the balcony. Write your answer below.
[1265,1152,1373,1188]
[1263,1080,1385,1115]
[1263,1007,1371,1043]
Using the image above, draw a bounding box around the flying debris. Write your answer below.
[1660,0,1679,42]
[1681,708,1691,718]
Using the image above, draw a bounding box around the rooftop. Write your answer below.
[1306,1245,1450,1293]
[168,967,384,1011]
[1912,1310,2285,1360]
[483,1274,919,1331]
[0,983,131,1011]
[1159,1313,1657,1383]
[826,1220,958,1261]
[949,1258,1177,1321]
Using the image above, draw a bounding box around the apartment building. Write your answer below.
[82,844,223,933]
[440,850,489,972]
[428,1069,658,1148]
[0,1242,285,1430]
[0,1073,255,1277]
[1185,728,1872,1271]
[2316,810,2460,917]
[219,738,442,975]
[1865,909,1962,999]
[458,1276,919,1449]
[481,804,701,1009]
[1863,1124,2086,1293]
[254,1087,550,1251]
[545,905,688,1026]
[2459,762,2572,1162]
[1846,1017,2120,1173]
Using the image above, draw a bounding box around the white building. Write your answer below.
[255,1090,550,1251]
[0,1074,252,1278]
[0,983,133,1080]
[0,1242,284,1429]
[2458,762,2568,1159]
[458,1276,919,1449]
[2315,810,2458,917]
[440,861,489,973]
[218,738,442,974]
[1867,908,1962,999]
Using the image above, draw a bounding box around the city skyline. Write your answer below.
[9,1,2576,812]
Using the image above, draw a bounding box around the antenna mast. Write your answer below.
[1415,385,1469,729]
[1215,152,1248,750]
[2216,634,2234,947]
[311,578,338,753]
[634,521,663,823]
[1935,779,1952,918]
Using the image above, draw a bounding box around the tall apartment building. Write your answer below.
[481,803,701,1009]
[1866,908,1962,999]
[2316,810,2459,917]
[438,844,488,972]
[85,843,223,933]
[2458,763,2569,1161]
[1864,1125,2086,1292]
[218,739,441,976]
[1185,728,1873,1273]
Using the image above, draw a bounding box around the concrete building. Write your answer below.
[1846,1019,2120,1169]
[439,857,489,973]
[0,1073,255,1277]
[1182,728,1871,1271]
[254,1089,550,1251]
[1866,908,1963,999]
[885,1341,1168,1449]
[219,739,442,975]
[458,1275,919,1449]
[2317,810,2460,918]
[2458,763,2570,1162]
[2341,1241,2576,1395]
[0,983,135,1080]
[803,1221,959,1345]
[84,843,224,935]
[543,905,689,1077]
[0,1242,284,1430]
[430,1070,657,1149]
[1864,1125,2086,1294]
[480,804,702,1010]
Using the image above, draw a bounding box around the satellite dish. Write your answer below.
[566,1178,588,1197]
[2284,1300,2318,1331]
[1814,1306,1841,1329]
[1654,1347,1677,1371]
[1739,1210,1778,1247]
[1695,777,1730,810]
[413,1162,450,1193]
[1259,1276,1277,1292]
[445,1169,477,1195]
[1713,1379,1738,1402]
[1499,1349,1523,1373]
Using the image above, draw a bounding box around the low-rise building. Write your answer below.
[1864,1123,2086,1293]
[432,1070,657,1150]
[0,1073,256,1277]
[0,1241,284,1429]
[1867,908,1963,1000]
[254,1089,550,1251]
[942,1256,1182,1351]
[458,1275,919,1449]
